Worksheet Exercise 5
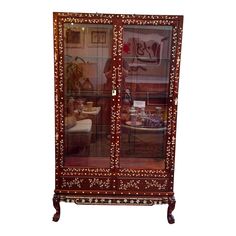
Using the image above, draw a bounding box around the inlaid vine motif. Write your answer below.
[61,178,84,188]
[144,179,168,190]
[119,180,141,190]
[88,178,111,189]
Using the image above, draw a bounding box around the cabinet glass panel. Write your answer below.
[63,23,113,168]
[120,25,172,169]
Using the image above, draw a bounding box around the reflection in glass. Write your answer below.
[63,24,113,168]
[120,25,172,169]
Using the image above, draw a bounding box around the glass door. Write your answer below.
[119,25,173,170]
[63,23,114,168]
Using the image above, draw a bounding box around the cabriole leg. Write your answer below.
[53,194,61,222]
[167,196,176,224]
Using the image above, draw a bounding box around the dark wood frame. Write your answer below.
[53,12,183,224]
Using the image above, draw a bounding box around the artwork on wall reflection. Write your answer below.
[123,28,172,76]
[65,28,85,48]
[87,28,110,47]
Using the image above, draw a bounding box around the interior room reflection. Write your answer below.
[63,23,172,170]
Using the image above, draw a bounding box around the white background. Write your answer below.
[0,0,236,235]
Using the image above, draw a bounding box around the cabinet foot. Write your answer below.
[167,197,176,224]
[53,194,61,222]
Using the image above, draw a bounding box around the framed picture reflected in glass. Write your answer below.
[64,27,85,48]
[87,28,110,47]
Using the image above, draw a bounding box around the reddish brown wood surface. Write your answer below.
[53,12,183,223]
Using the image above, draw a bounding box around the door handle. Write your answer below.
[112,89,117,96]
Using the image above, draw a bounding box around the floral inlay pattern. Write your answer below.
[62,178,84,188]
[144,179,168,190]
[88,178,110,189]
[119,180,141,190]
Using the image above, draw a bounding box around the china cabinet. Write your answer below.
[53,12,183,224]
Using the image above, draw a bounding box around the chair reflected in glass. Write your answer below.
[65,115,92,157]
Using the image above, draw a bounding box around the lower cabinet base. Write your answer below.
[52,193,176,224]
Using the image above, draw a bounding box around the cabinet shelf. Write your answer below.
[66,90,168,99]
[66,90,112,98]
